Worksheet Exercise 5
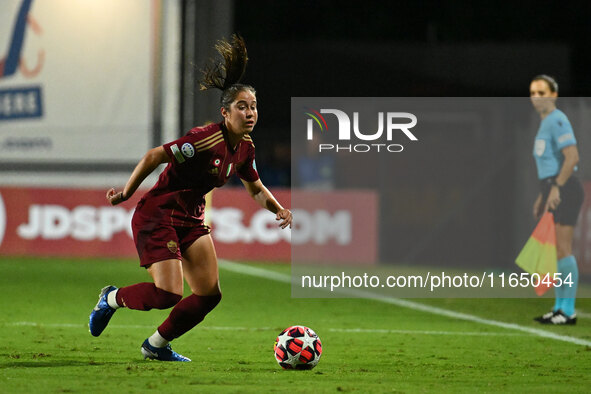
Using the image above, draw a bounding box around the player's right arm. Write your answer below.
[107,146,171,205]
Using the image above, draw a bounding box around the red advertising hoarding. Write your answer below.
[0,187,139,257]
[0,187,378,263]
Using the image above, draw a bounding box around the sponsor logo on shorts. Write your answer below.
[167,240,178,253]
[181,143,195,158]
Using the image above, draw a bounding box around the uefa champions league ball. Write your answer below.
[273,325,322,370]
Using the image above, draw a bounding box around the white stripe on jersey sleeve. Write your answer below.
[171,144,185,163]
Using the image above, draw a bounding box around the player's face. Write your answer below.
[530,80,557,115]
[222,90,258,135]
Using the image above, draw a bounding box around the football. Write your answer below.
[273,325,322,370]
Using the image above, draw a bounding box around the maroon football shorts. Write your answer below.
[132,213,211,268]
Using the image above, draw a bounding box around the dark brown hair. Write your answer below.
[199,34,256,109]
[532,74,558,93]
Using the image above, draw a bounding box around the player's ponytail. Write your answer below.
[199,34,255,109]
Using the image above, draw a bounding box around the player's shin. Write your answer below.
[116,282,182,310]
[558,255,578,316]
[158,293,222,341]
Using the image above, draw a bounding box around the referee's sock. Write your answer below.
[552,274,564,313]
[557,255,578,317]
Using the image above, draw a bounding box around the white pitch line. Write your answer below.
[6,322,275,331]
[5,322,522,337]
[219,260,291,283]
[328,328,525,336]
[218,259,591,347]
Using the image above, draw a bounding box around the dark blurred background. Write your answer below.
[2,0,589,270]
[202,0,591,187]
[180,0,591,268]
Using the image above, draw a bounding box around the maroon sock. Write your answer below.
[158,293,222,341]
[116,282,182,311]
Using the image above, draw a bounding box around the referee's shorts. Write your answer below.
[540,175,585,226]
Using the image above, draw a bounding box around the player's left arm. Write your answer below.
[241,179,292,229]
[546,145,579,211]
[555,145,579,187]
[545,115,579,211]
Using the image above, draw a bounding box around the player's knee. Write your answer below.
[556,243,572,260]
[199,292,222,313]
[211,292,222,308]
[557,250,571,261]
[153,288,183,309]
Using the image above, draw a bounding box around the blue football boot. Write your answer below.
[89,285,118,337]
[141,339,191,362]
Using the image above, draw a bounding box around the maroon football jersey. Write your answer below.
[136,122,259,227]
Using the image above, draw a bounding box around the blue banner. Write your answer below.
[0,86,43,120]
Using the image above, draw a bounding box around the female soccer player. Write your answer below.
[89,35,292,361]
[529,75,584,325]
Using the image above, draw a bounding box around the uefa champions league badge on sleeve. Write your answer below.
[181,143,195,158]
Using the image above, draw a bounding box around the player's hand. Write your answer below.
[106,187,127,206]
[276,209,293,229]
[544,186,561,212]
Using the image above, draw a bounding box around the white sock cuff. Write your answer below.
[107,289,120,309]
[148,330,169,348]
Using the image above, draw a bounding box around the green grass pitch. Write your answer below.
[0,257,590,393]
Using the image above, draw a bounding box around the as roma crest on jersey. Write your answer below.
[167,240,178,253]
[208,158,222,175]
